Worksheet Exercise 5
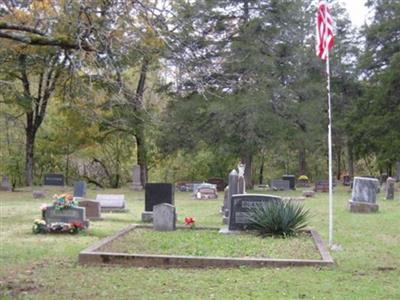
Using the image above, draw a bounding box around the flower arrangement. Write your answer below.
[32,219,84,234]
[52,193,77,210]
[184,216,196,229]
[298,175,309,182]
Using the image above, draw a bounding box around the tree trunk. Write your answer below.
[347,142,354,178]
[336,146,341,180]
[134,58,149,187]
[25,126,36,187]
[298,148,306,175]
[258,155,264,184]
[241,153,252,189]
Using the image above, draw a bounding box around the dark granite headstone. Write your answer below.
[282,175,295,190]
[314,180,329,192]
[44,173,65,186]
[145,183,175,212]
[342,175,351,186]
[43,206,88,227]
[78,200,102,220]
[73,181,87,198]
[228,194,282,231]
[270,179,290,191]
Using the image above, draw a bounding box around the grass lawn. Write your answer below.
[1,185,399,299]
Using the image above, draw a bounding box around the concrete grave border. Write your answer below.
[79,224,334,268]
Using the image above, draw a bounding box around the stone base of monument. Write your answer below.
[347,200,379,213]
[141,211,153,222]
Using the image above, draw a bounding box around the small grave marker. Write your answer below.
[314,180,329,192]
[153,203,176,231]
[282,175,296,190]
[0,176,12,191]
[73,181,87,198]
[385,177,395,200]
[78,200,102,220]
[270,179,290,191]
[132,165,143,191]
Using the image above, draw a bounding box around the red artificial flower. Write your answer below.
[71,221,84,229]
[184,217,195,225]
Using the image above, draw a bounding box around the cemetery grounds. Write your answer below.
[0,185,399,299]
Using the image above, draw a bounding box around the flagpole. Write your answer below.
[326,48,333,247]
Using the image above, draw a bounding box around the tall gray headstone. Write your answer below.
[224,170,238,224]
[385,177,395,200]
[153,203,176,231]
[132,165,143,191]
[348,177,379,213]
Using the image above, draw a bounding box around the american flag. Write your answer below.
[316,0,334,60]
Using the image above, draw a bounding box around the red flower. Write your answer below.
[71,221,84,229]
[184,217,195,226]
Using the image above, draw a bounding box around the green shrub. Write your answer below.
[247,200,310,237]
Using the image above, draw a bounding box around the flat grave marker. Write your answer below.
[95,194,127,212]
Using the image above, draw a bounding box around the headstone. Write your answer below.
[282,175,296,190]
[78,200,102,220]
[192,183,217,197]
[380,173,388,185]
[270,179,290,191]
[142,183,175,222]
[73,181,87,198]
[385,177,395,200]
[43,206,88,227]
[314,180,329,192]
[0,176,12,191]
[195,187,218,200]
[95,194,127,212]
[206,178,226,192]
[223,170,238,225]
[228,194,282,231]
[44,173,65,186]
[153,203,176,231]
[132,165,143,191]
[33,190,46,199]
[342,175,351,186]
[348,177,379,213]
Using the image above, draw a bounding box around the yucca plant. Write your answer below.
[247,200,310,237]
